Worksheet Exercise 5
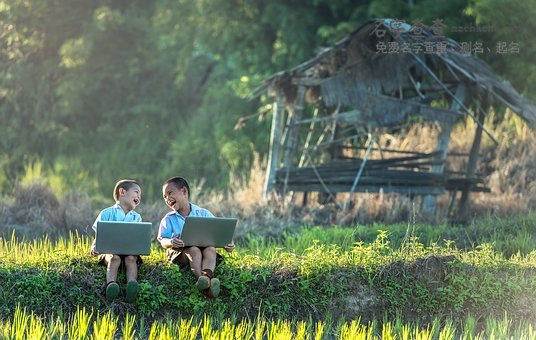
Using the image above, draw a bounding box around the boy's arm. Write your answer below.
[159,237,172,248]
[159,237,184,249]
[157,216,184,249]
[89,239,98,257]
[90,210,106,256]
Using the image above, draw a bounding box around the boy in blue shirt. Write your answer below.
[158,176,234,298]
[90,179,142,302]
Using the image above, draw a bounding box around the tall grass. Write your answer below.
[0,306,534,339]
[2,213,532,265]
[121,314,136,340]
[68,307,92,340]
[0,231,91,264]
[242,211,536,257]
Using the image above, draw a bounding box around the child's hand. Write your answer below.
[224,243,235,253]
[171,238,184,249]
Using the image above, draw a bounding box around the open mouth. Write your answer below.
[167,199,176,207]
[133,198,140,205]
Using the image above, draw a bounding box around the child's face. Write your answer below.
[162,183,188,211]
[119,184,142,210]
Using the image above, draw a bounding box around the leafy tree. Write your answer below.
[466,0,536,98]
[0,0,532,201]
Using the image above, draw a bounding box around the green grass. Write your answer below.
[247,212,536,257]
[1,306,535,339]
[0,214,534,337]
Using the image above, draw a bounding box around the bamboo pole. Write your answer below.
[304,149,338,204]
[342,135,374,212]
[298,107,319,167]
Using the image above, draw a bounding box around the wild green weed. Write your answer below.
[26,312,46,340]
[68,307,92,340]
[92,312,117,340]
[121,313,136,340]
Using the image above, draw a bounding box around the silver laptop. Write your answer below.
[181,217,237,248]
[95,221,152,255]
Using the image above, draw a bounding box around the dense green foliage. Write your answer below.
[0,0,534,201]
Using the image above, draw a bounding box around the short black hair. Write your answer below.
[113,179,139,201]
[163,176,190,198]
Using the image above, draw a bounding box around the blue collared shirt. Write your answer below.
[157,203,213,241]
[92,202,142,232]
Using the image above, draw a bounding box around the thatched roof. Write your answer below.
[255,19,536,129]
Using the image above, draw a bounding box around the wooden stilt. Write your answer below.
[422,85,465,220]
[302,191,308,207]
[447,190,457,217]
[282,85,306,196]
[458,109,484,221]
[263,95,285,199]
[318,108,342,204]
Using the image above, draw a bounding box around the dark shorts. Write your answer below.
[97,254,143,267]
[166,247,223,266]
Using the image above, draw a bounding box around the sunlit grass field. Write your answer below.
[0,213,534,338]
[1,306,535,339]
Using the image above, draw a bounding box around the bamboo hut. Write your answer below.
[254,19,536,218]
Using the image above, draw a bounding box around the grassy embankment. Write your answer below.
[0,213,534,338]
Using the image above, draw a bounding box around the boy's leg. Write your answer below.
[124,256,138,282]
[106,254,121,283]
[104,255,121,301]
[181,246,202,278]
[177,246,210,291]
[201,247,217,276]
[201,247,220,298]
[124,256,139,303]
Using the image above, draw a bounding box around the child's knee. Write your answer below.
[109,254,121,266]
[124,255,137,265]
[187,246,201,256]
[203,246,216,255]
